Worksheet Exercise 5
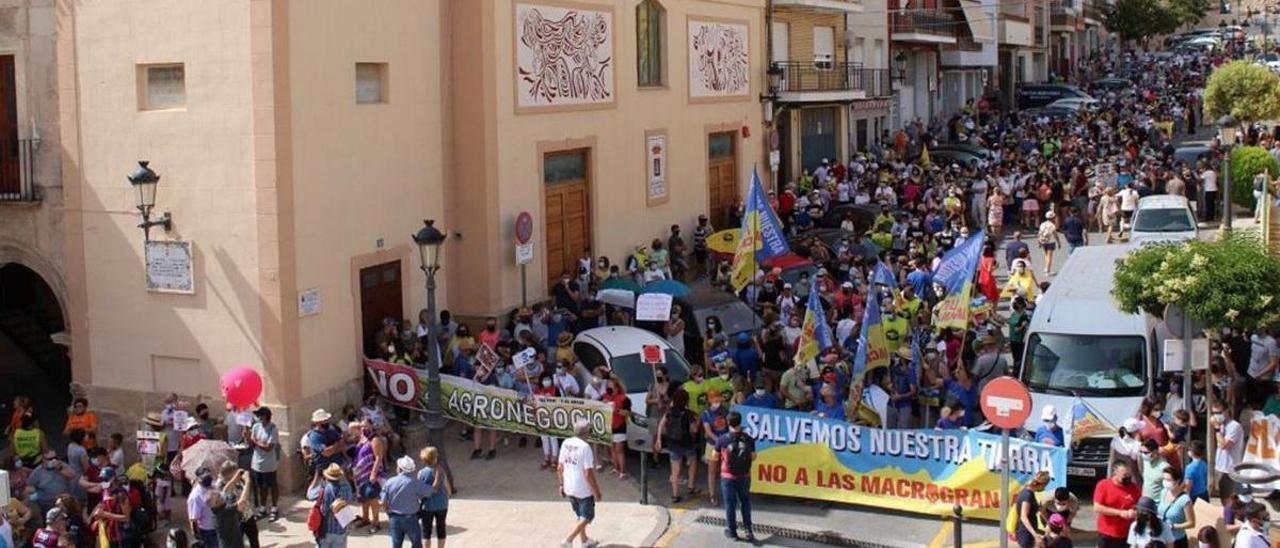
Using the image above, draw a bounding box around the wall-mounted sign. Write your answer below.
[145,240,194,294]
[646,131,668,205]
[298,287,322,317]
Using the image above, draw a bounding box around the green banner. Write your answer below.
[365,359,613,444]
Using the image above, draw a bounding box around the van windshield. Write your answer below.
[1022,334,1146,396]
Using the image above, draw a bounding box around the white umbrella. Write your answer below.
[180,439,238,479]
[596,288,636,309]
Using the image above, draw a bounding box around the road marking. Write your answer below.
[927,522,953,548]
[653,507,689,548]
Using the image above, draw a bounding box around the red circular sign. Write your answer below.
[514,211,534,244]
[979,376,1033,430]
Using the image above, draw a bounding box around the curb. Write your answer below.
[639,504,673,547]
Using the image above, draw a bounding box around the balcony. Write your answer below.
[0,139,38,203]
[773,62,892,102]
[773,0,863,12]
[1082,2,1103,23]
[998,14,1034,46]
[1050,6,1081,31]
[891,10,959,43]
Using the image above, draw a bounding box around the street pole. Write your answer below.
[422,263,454,492]
[999,428,1010,548]
[1223,153,1233,231]
[1181,314,1193,463]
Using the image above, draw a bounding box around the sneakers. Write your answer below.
[486,449,497,460]
[470,449,483,460]
[724,529,737,540]
[268,507,279,522]
[583,539,600,548]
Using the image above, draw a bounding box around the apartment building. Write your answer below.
[767,0,891,183]
[36,0,764,487]
[997,0,1050,107]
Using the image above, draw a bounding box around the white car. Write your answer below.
[1256,53,1280,73]
[1046,97,1100,111]
[572,326,692,451]
[1129,195,1198,244]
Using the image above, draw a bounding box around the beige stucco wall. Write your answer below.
[479,0,767,312]
[68,0,265,398]
[285,0,448,400]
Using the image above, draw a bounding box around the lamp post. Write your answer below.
[412,219,452,487]
[1218,114,1238,231]
[763,64,784,189]
[127,161,172,241]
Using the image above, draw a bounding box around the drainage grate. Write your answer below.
[693,515,904,548]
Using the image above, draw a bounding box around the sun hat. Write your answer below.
[1041,405,1058,422]
[310,409,332,423]
[557,332,573,346]
[143,411,164,428]
[896,347,913,361]
[396,456,416,474]
[322,463,344,481]
[1136,496,1157,514]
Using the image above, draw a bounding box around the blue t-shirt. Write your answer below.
[307,427,344,469]
[944,379,978,427]
[701,406,730,438]
[416,466,449,512]
[733,346,762,381]
[742,392,781,409]
[1158,493,1192,540]
[1062,216,1085,245]
[890,366,917,409]
[812,399,846,421]
[906,270,932,298]
[1185,458,1209,499]
[1035,424,1065,447]
[937,417,963,429]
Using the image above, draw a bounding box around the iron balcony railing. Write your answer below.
[773,62,893,97]
[890,10,960,38]
[0,138,37,202]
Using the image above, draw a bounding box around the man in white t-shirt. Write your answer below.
[1200,166,1219,222]
[1212,401,1244,489]
[558,418,603,548]
[1118,184,1140,235]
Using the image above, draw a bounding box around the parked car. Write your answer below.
[1090,77,1131,92]
[1129,195,1199,245]
[1023,105,1079,122]
[789,228,881,261]
[1256,53,1280,73]
[1172,145,1214,169]
[931,142,995,161]
[572,326,692,451]
[818,203,879,230]
[1016,83,1093,109]
[926,148,984,169]
[1046,97,1100,111]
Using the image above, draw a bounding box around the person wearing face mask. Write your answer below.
[700,392,731,505]
[1139,439,1170,502]
[1094,461,1141,548]
[742,377,780,409]
[1002,259,1038,302]
[704,358,736,406]
[1013,470,1051,547]
[27,450,75,516]
[534,372,563,470]
[779,361,812,411]
[1159,466,1195,548]
[1127,496,1174,548]
[1211,401,1244,496]
[187,468,220,548]
[303,410,346,479]
[477,317,501,351]
[602,377,631,480]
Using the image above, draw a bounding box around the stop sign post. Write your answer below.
[980,376,1032,548]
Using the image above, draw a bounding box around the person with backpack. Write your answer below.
[655,389,699,503]
[306,464,355,548]
[715,411,756,543]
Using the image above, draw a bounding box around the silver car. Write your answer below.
[1129,195,1198,244]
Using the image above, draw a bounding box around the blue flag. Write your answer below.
[909,328,924,382]
[794,274,835,367]
[730,169,790,291]
[932,231,985,295]
[852,294,890,379]
[872,260,897,289]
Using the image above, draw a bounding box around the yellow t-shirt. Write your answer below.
[683,380,709,415]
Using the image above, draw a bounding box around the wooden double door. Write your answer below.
[544,150,592,290]
[707,131,738,229]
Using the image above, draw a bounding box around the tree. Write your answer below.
[1113,234,1280,331]
[1105,0,1179,41]
[1168,0,1212,27]
[1229,146,1280,208]
[1204,61,1280,123]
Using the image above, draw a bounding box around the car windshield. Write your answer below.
[1133,208,1195,232]
[610,351,689,392]
[1022,334,1146,396]
[1262,54,1280,62]
[692,300,759,336]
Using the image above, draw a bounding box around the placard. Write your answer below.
[1161,338,1210,372]
[298,287,321,317]
[635,293,674,322]
[136,430,162,456]
[235,412,254,427]
[512,347,537,369]
[646,132,668,205]
[145,240,194,294]
[641,344,664,364]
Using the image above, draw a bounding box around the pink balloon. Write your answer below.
[221,366,263,409]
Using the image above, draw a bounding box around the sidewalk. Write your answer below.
[169,429,667,548]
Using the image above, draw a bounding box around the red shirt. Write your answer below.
[604,392,628,429]
[1093,478,1141,539]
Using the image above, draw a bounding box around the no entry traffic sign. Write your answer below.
[980,376,1032,430]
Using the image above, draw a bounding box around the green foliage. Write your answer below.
[1105,0,1179,41]
[1167,0,1211,27]
[1204,61,1280,123]
[1113,234,1280,331]
[1230,146,1280,209]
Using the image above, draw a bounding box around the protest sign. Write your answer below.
[635,293,673,322]
[1243,414,1280,492]
[738,405,1066,519]
[364,358,612,444]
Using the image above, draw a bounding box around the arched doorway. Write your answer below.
[0,263,70,447]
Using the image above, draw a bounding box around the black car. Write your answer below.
[1016,83,1093,109]
[926,149,984,170]
[635,288,762,365]
[818,203,878,230]
[788,228,880,261]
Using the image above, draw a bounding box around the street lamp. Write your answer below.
[411,219,452,487]
[127,161,172,241]
[1218,114,1238,231]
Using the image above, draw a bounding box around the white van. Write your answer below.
[1017,244,1160,480]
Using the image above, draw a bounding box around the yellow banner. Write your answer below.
[729,212,760,292]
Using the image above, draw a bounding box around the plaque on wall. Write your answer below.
[145,240,194,294]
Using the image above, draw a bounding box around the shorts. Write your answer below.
[250,470,278,490]
[569,496,596,523]
[611,423,627,444]
[1040,242,1057,251]
[703,443,720,462]
[418,509,447,539]
[1121,210,1134,221]
[665,445,696,459]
